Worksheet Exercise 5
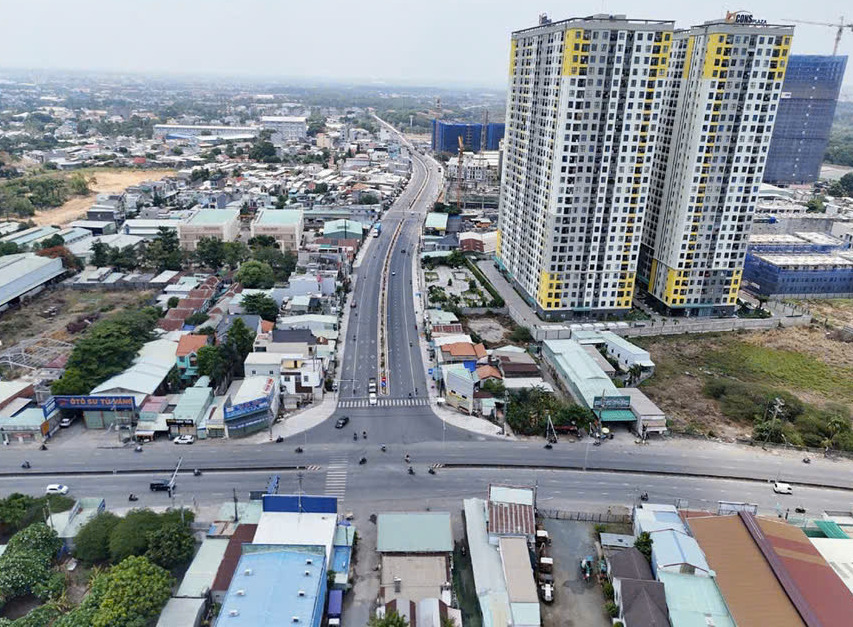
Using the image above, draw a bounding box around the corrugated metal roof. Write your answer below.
[813,520,850,539]
[176,537,229,597]
[463,499,511,627]
[499,537,537,603]
[689,515,804,627]
[488,500,535,537]
[658,571,736,627]
[377,512,453,553]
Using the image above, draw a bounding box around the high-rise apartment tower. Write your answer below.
[497,14,674,319]
[639,17,795,316]
[498,12,795,319]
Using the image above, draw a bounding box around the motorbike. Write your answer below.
[353,432,358,441]
[803,457,811,464]
[405,455,411,464]
[295,447,303,454]
[362,431,367,439]
[544,443,553,450]
[593,440,602,447]
[359,457,367,465]
[21,461,31,469]
[408,466,415,475]
[39,443,48,451]
[193,469,202,476]
[428,467,436,475]
[275,435,284,443]
[128,494,138,502]
[640,492,649,502]
[135,444,143,452]
[795,506,806,514]
[380,445,387,452]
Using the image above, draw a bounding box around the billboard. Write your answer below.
[42,396,57,419]
[592,395,631,411]
[51,395,137,412]
[224,397,271,421]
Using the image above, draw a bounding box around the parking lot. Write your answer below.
[540,519,610,627]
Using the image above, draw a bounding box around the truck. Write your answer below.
[327,589,342,626]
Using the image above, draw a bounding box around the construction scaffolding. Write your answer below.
[0,337,73,372]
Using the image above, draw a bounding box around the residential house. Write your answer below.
[254,329,319,357]
[176,334,211,381]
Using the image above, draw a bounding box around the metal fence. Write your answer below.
[537,509,632,525]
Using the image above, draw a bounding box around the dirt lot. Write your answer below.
[796,298,853,329]
[541,519,610,627]
[31,169,174,226]
[0,288,154,349]
[634,326,853,439]
[466,316,511,344]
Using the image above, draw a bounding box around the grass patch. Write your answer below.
[452,541,482,627]
[703,342,853,402]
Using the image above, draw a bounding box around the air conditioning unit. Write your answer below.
[304,570,311,576]
[306,558,313,565]
[236,590,245,596]
[229,610,239,617]
[298,590,306,597]
[244,568,253,575]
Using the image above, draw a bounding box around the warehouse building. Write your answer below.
[0,253,65,311]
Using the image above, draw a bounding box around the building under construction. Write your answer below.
[430,120,504,153]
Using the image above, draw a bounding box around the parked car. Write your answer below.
[335,416,350,429]
[174,435,195,445]
[45,484,69,495]
[773,481,793,494]
[59,417,76,428]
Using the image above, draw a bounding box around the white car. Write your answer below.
[368,392,378,406]
[174,435,195,445]
[46,484,69,495]
[773,481,793,495]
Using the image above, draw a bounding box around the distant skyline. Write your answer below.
[2,0,852,89]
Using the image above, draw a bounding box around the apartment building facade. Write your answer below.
[639,17,795,316]
[497,14,674,319]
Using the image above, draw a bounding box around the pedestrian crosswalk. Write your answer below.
[302,465,322,472]
[324,457,349,500]
[337,397,429,409]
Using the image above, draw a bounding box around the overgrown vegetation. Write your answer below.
[51,307,161,395]
[634,331,853,448]
[505,387,595,436]
[0,172,92,218]
[0,493,74,539]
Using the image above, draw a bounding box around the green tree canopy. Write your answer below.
[241,292,279,321]
[194,236,225,269]
[145,521,195,570]
[90,556,173,627]
[108,509,164,563]
[236,259,275,288]
[634,532,653,562]
[197,345,228,385]
[368,611,409,627]
[74,512,121,564]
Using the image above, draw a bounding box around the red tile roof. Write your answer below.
[176,334,209,357]
[157,318,185,332]
[476,365,503,381]
[260,320,274,334]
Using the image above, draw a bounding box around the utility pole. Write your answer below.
[232,488,239,523]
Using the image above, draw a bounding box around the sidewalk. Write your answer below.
[476,259,541,330]
[411,245,508,439]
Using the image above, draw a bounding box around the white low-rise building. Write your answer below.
[250,209,303,252]
[0,254,64,311]
[178,209,240,251]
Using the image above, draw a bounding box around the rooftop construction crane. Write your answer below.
[783,17,853,55]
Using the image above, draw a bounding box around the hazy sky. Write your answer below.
[1,0,852,88]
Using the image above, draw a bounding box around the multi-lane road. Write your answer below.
[2,122,853,520]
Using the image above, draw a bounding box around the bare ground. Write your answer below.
[31,169,175,226]
[797,298,853,329]
[0,288,155,349]
[636,326,853,440]
[465,317,510,344]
